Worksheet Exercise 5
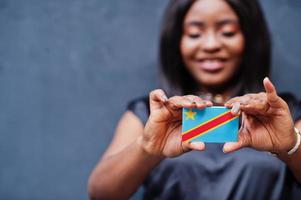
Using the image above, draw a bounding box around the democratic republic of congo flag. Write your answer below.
[182,106,239,143]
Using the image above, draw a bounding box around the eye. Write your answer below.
[188,33,201,39]
[222,32,236,37]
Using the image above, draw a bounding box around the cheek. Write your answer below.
[180,37,198,59]
[222,35,245,81]
[226,34,245,58]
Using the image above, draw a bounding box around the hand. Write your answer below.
[141,89,213,157]
[223,78,296,154]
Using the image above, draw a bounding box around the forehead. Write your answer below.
[184,0,239,23]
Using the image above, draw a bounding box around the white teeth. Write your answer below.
[198,57,225,62]
[204,60,219,63]
[197,59,224,71]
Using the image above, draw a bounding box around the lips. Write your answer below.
[196,58,227,72]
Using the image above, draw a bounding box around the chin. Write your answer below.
[198,76,229,87]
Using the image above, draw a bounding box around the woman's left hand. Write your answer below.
[223,77,296,154]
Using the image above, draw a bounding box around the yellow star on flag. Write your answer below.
[184,109,196,120]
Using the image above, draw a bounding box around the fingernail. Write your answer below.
[205,101,212,106]
[231,103,240,115]
[223,143,229,153]
[161,95,168,101]
[190,142,205,150]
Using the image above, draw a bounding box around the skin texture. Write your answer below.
[88,1,301,199]
[181,0,244,90]
[224,77,301,182]
[142,91,212,157]
[88,93,212,200]
[224,78,296,154]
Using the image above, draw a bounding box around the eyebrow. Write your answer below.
[216,19,239,26]
[184,19,239,28]
[185,21,204,28]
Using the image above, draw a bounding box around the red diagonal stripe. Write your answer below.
[182,111,236,142]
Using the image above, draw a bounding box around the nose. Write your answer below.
[202,32,222,53]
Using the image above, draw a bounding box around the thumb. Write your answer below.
[223,141,244,153]
[263,77,281,108]
[149,89,168,111]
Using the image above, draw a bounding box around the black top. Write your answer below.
[127,93,301,200]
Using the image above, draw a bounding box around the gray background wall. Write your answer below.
[0,0,300,199]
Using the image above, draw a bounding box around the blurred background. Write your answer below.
[0,0,300,199]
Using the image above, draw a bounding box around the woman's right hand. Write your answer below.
[140,89,213,158]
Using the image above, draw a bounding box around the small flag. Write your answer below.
[182,106,239,143]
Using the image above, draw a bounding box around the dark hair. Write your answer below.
[159,0,271,95]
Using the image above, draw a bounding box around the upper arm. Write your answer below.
[102,111,145,160]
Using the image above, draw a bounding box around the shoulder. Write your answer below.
[279,92,301,122]
[127,96,150,125]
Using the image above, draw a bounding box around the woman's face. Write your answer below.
[180,0,245,89]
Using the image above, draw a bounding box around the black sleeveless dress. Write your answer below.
[127,93,301,200]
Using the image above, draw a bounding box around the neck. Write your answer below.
[198,79,243,105]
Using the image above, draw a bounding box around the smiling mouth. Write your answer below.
[196,58,227,72]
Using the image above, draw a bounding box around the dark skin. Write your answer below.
[88,92,212,200]
[224,78,301,182]
[141,78,301,184]
[88,0,301,199]
[224,78,296,154]
[88,79,301,200]
[142,92,212,157]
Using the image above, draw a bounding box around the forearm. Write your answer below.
[88,136,163,200]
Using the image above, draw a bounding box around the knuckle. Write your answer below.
[150,89,160,96]
[169,96,179,101]
[155,89,164,94]
[185,95,195,99]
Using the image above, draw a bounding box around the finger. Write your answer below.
[181,140,191,153]
[166,95,204,110]
[225,97,244,115]
[226,94,268,115]
[149,89,168,111]
[182,95,200,108]
[203,100,213,107]
[231,102,241,116]
[225,95,251,107]
[263,77,281,107]
[166,96,188,110]
[225,97,239,107]
[188,142,206,151]
[239,99,269,115]
[223,142,243,153]
[182,95,212,109]
[194,99,213,109]
[181,96,197,108]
